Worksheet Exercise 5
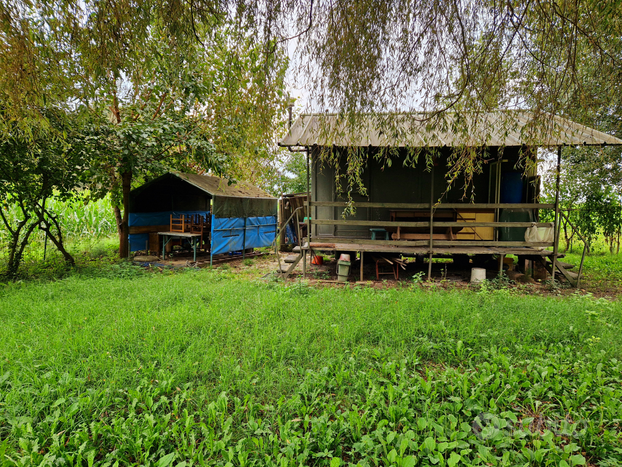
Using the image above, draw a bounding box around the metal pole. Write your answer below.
[210,213,214,267]
[552,146,562,283]
[242,217,246,260]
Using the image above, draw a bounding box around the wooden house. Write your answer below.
[279,111,622,283]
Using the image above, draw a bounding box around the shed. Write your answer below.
[279,110,622,284]
[129,172,278,259]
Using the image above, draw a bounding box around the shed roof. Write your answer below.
[135,172,276,199]
[279,111,622,148]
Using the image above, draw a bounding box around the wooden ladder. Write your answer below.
[277,246,304,279]
[540,257,578,287]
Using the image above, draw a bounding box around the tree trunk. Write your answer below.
[39,212,75,267]
[113,203,123,251]
[119,169,132,258]
[563,219,570,252]
[4,217,38,280]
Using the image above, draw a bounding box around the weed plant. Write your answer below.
[1,272,621,465]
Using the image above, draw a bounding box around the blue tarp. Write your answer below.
[211,215,277,255]
[128,211,210,252]
[210,217,245,255]
[244,216,278,249]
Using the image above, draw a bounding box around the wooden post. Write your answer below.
[304,148,310,278]
[427,252,433,281]
[428,163,434,281]
[278,198,284,249]
[552,146,562,283]
[306,149,311,245]
[429,163,435,252]
[577,243,587,288]
[360,251,364,282]
[495,158,502,240]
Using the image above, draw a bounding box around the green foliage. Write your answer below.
[275,151,308,195]
[0,0,290,258]
[0,108,97,278]
[410,271,426,289]
[2,196,116,243]
[1,274,622,464]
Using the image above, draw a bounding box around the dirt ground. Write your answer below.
[133,248,617,298]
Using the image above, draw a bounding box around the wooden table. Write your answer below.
[158,231,203,262]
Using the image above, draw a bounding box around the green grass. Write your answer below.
[562,250,622,290]
[1,269,622,466]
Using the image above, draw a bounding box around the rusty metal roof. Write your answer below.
[279,111,622,147]
[173,172,275,199]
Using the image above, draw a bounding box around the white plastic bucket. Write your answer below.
[471,268,486,284]
[339,253,351,262]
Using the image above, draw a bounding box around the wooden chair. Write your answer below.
[189,215,204,249]
[170,214,185,232]
[170,214,209,251]
[371,255,399,280]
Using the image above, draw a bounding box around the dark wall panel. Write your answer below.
[130,175,211,213]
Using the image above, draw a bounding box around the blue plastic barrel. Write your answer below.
[500,172,523,203]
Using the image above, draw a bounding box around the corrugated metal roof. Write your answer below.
[174,172,276,199]
[279,111,622,147]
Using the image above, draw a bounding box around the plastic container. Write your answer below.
[337,260,351,281]
[499,209,534,241]
[470,267,486,284]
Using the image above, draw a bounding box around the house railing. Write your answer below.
[307,201,556,248]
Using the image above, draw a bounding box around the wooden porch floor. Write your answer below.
[307,240,555,257]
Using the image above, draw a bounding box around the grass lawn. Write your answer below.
[1,264,622,466]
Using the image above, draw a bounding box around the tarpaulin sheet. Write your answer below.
[128,210,209,252]
[210,215,277,255]
[211,216,245,255]
[212,196,277,219]
[130,234,150,252]
[244,216,278,249]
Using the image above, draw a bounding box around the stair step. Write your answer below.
[293,246,301,253]
[566,270,579,280]
[284,255,300,263]
[279,265,291,273]
[547,259,575,269]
